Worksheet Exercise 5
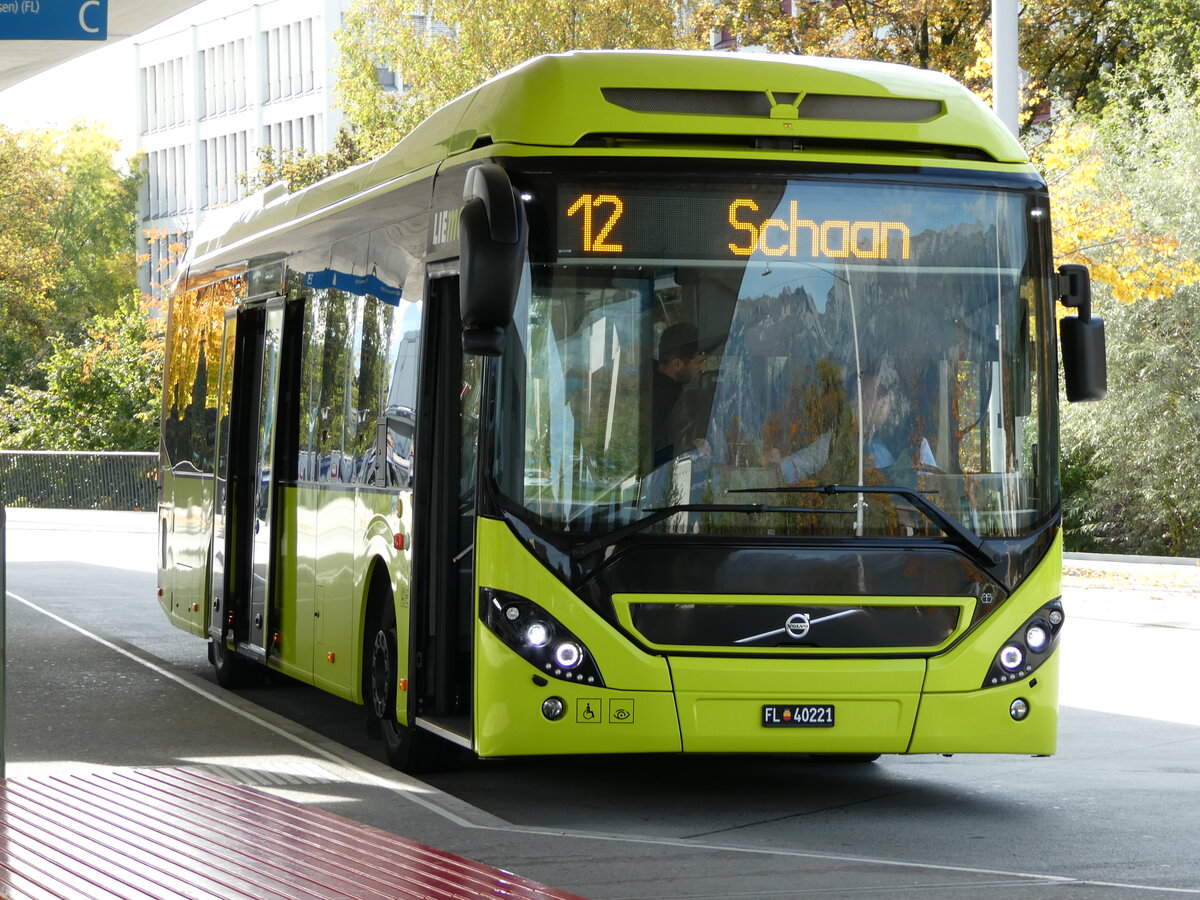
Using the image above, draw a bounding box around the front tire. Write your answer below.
[209,636,264,689]
[367,611,459,773]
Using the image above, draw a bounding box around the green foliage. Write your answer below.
[1058,65,1200,555]
[0,123,140,391]
[0,127,62,389]
[239,127,369,194]
[1061,290,1200,555]
[693,0,1136,117]
[0,294,163,452]
[1099,0,1200,104]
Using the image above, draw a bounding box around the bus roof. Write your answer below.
[184,50,1027,275]
[390,50,1025,165]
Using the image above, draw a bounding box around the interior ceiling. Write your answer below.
[0,0,207,92]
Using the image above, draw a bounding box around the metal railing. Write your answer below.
[0,451,158,511]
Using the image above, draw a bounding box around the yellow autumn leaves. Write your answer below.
[1032,118,1200,305]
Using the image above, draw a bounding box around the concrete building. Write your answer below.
[135,0,350,292]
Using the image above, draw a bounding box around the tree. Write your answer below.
[1029,113,1200,304]
[0,127,63,389]
[334,0,703,158]
[51,125,141,342]
[1054,66,1200,554]
[0,293,162,452]
[239,127,370,194]
[690,0,1139,122]
[0,124,140,391]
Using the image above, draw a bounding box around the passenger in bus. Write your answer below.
[651,322,707,467]
[769,368,935,484]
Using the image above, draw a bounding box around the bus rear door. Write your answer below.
[212,298,285,667]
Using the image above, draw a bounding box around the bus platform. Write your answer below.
[0,766,587,900]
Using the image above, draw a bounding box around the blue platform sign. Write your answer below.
[0,0,108,41]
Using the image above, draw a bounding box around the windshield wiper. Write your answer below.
[726,483,999,571]
[569,502,851,559]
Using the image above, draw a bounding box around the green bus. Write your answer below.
[158,50,1106,771]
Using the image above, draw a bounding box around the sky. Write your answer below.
[0,0,247,159]
[0,41,139,154]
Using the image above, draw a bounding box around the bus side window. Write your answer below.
[295,277,321,482]
[317,289,354,483]
[382,302,421,488]
[352,297,387,484]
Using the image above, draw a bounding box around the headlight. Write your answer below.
[982,600,1064,688]
[481,588,605,686]
[999,644,1024,671]
[524,621,552,648]
[1025,624,1049,653]
[554,641,583,669]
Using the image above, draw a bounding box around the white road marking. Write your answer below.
[8,587,1199,895]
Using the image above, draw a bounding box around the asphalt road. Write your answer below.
[3,508,1199,898]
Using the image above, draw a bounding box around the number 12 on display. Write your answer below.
[566,193,625,253]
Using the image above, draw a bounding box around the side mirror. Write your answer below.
[1057,264,1107,402]
[459,164,528,356]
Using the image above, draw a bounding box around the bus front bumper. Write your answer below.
[669,653,1059,756]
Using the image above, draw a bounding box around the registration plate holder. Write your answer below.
[762,704,835,728]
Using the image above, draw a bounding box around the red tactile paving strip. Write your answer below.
[0,768,589,900]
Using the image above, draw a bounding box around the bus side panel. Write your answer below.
[473,517,678,757]
[313,483,357,698]
[352,489,406,707]
[160,279,230,639]
[159,469,211,638]
[268,484,315,684]
[908,533,1063,754]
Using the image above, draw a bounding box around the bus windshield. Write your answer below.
[494,173,1057,542]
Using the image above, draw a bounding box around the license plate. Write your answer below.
[762,704,835,728]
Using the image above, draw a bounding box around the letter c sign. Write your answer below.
[79,0,101,33]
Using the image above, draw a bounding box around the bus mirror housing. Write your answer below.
[460,164,528,356]
[1057,264,1107,402]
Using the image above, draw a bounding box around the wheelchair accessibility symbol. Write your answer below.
[577,699,602,723]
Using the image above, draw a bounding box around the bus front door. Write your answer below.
[412,275,477,747]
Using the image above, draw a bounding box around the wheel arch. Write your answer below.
[359,555,397,706]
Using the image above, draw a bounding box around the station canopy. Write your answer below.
[0,0,206,92]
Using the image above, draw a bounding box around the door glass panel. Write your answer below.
[249,306,284,648]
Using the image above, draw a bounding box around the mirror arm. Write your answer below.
[1057,263,1092,321]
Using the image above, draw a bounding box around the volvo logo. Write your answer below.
[784,613,812,639]
[733,607,864,645]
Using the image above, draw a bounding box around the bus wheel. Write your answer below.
[367,621,458,773]
[209,638,263,689]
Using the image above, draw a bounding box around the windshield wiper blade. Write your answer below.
[569,503,851,559]
[726,483,999,570]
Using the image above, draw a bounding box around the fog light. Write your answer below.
[999,644,1025,671]
[1010,698,1030,721]
[524,621,552,648]
[1025,624,1049,652]
[554,641,582,669]
[542,697,566,721]
[1048,608,1064,626]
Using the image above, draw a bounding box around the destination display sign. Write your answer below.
[557,183,918,263]
[554,180,1021,269]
